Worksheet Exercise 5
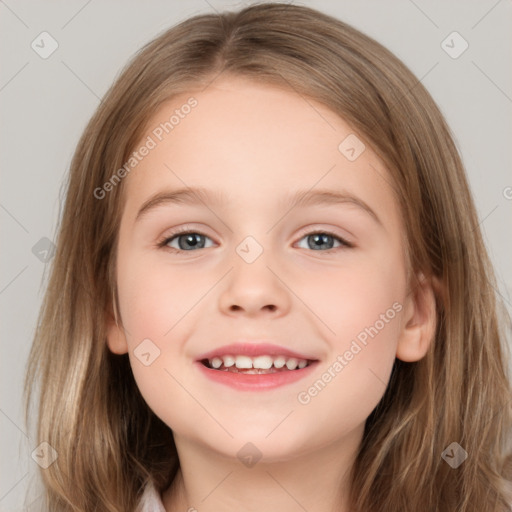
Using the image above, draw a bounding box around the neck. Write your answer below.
[162,427,363,512]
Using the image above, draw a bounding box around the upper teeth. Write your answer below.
[208,355,309,370]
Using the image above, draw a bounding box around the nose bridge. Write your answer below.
[235,234,267,266]
[218,233,290,316]
[231,233,275,289]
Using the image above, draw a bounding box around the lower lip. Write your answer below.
[195,361,318,391]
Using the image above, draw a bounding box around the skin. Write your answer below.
[106,75,437,512]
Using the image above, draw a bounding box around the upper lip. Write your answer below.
[196,342,318,361]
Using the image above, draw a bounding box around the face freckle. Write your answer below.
[107,75,419,464]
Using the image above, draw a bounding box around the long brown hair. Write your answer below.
[24,3,512,510]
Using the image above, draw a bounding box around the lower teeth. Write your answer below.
[224,367,279,374]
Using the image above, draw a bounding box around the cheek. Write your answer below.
[293,250,404,410]
[294,246,406,345]
[116,252,217,427]
[117,252,208,340]
[292,287,403,450]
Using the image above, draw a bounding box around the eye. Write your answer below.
[295,230,352,252]
[158,227,215,252]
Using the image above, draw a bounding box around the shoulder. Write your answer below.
[135,479,167,512]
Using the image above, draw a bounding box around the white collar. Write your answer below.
[135,479,166,512]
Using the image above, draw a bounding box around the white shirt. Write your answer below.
[133,478,512,510]
[135,479,166,512]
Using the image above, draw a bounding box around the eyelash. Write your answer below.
[156,226,354,254]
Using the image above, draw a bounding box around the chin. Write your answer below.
[204,422,313,465]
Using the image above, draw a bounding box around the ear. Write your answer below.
[396,272,438,362]
[105,298,129,355]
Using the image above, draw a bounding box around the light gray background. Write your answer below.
[1,1,511,510]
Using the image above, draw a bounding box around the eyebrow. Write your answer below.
[135,186,382,226]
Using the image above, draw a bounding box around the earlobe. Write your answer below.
[105,302,129,355]
[396,273,438,362]
[106,319,129,354]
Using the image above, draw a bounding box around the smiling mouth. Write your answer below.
[200,354,314,374]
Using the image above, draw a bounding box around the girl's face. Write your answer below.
[107,75,434,463]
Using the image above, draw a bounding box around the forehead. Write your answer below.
[121,76,399,227]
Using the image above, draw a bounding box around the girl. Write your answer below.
[24,3,512,511]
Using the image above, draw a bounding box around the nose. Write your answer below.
[218,251,291,318]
